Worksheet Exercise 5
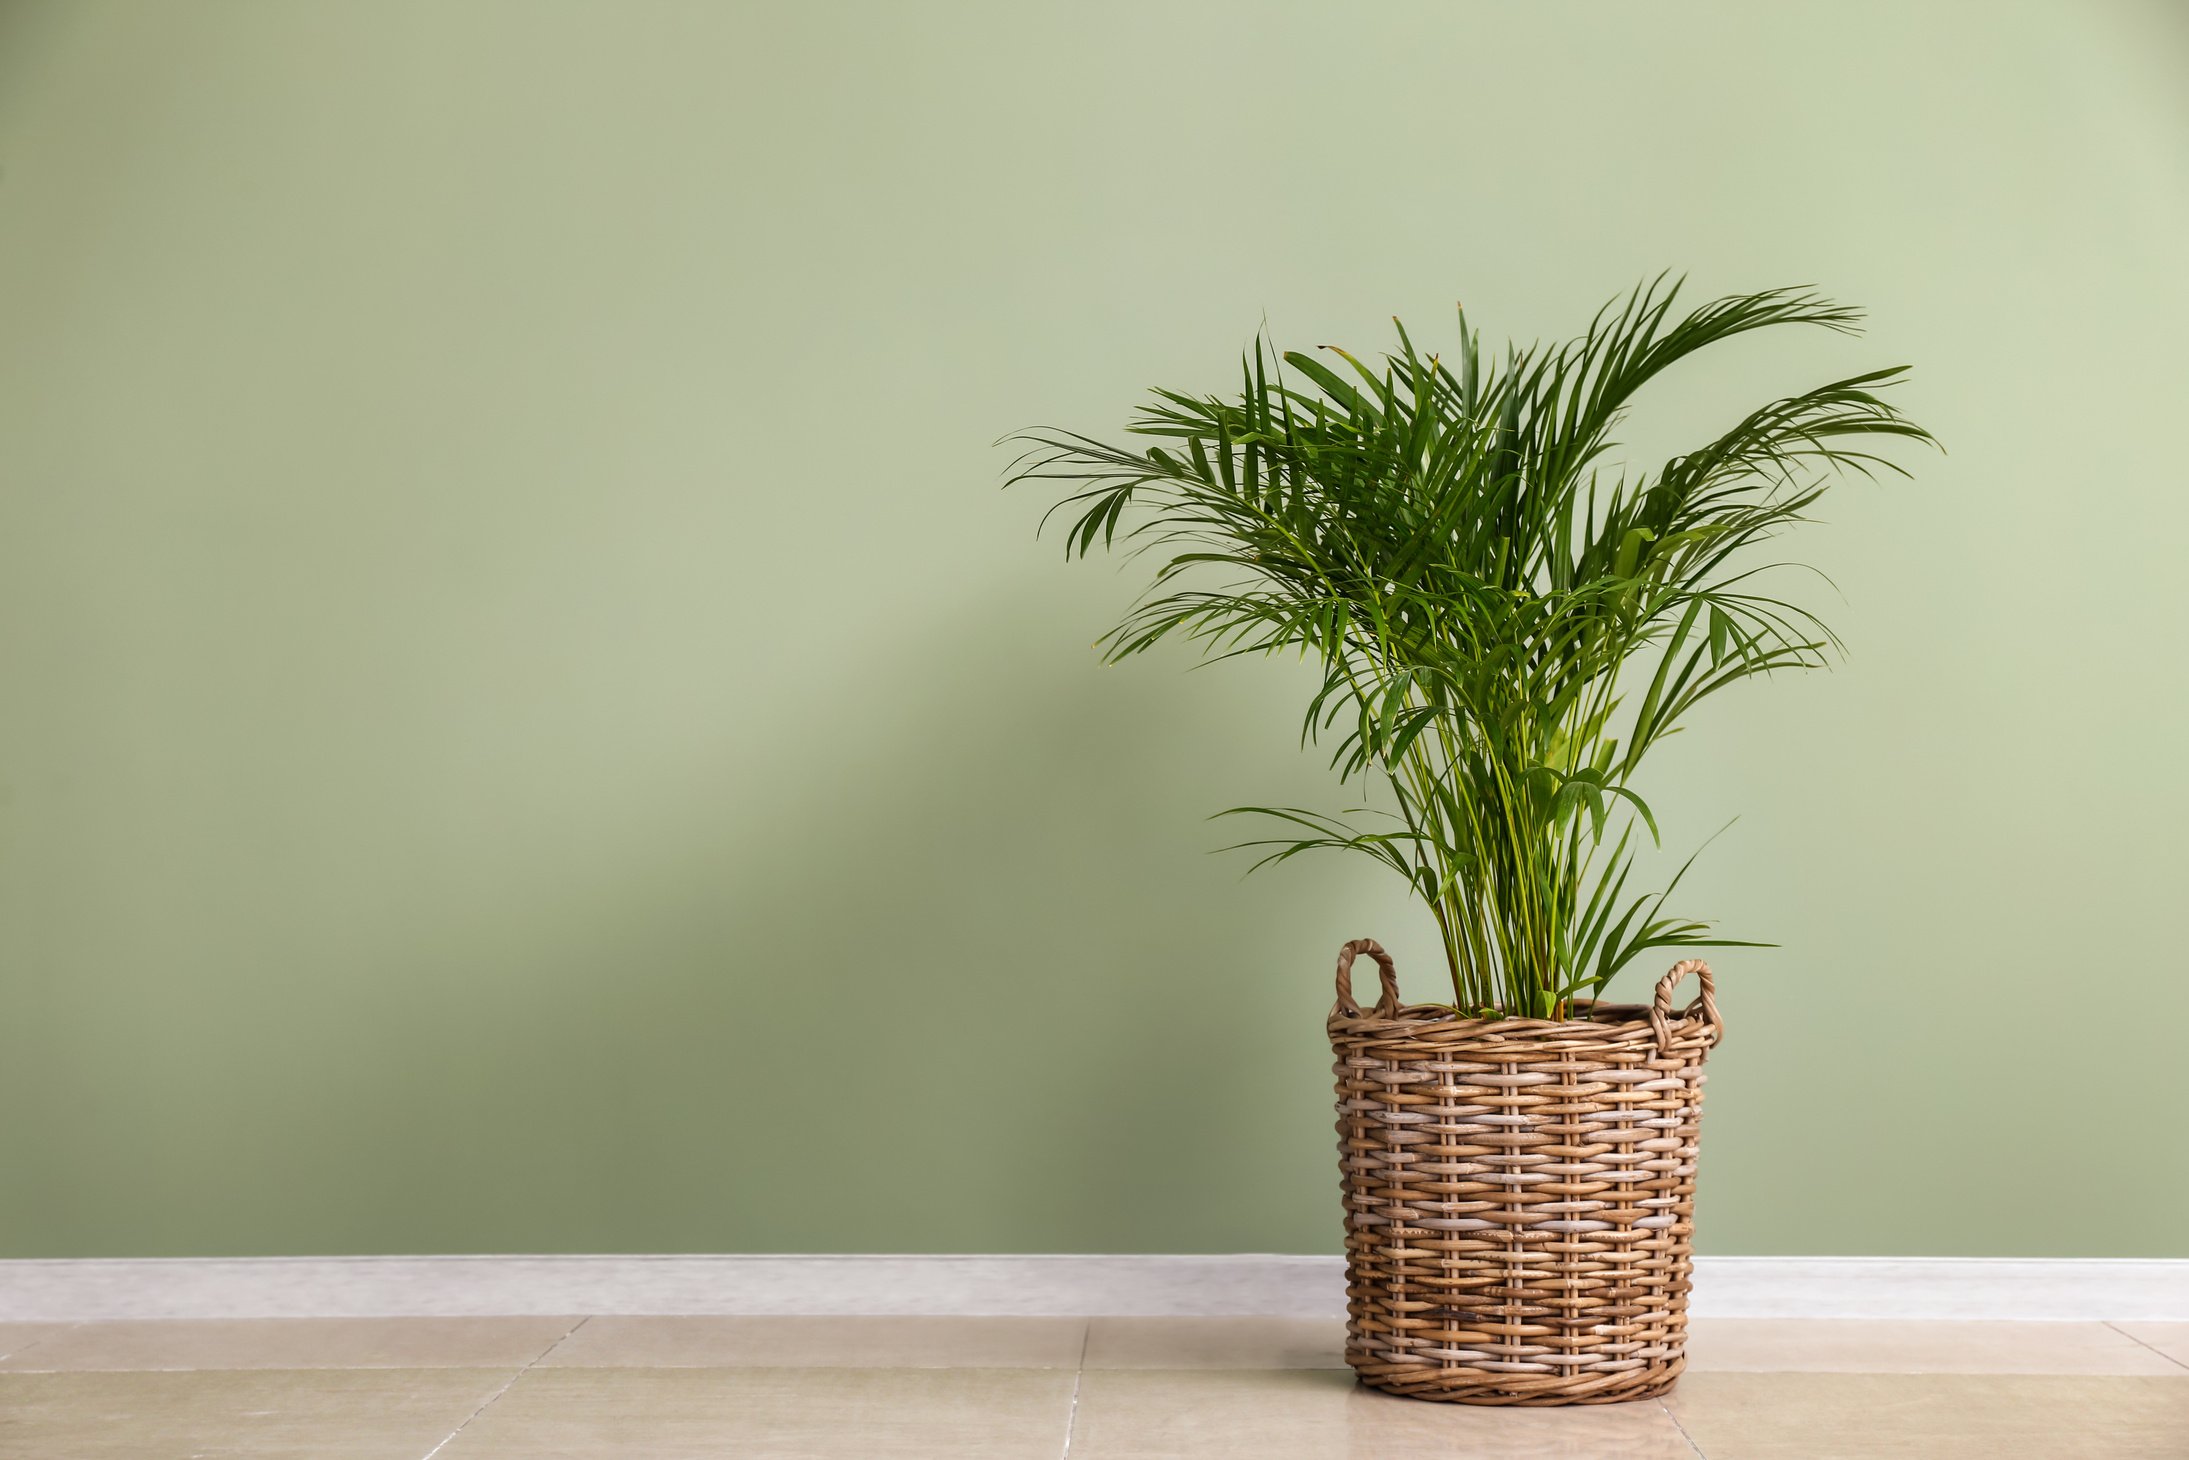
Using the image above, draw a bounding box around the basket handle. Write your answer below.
[1332,938,1401,1019]
[1651,959,1722,1048]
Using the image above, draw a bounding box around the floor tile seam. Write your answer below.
[1659,1395,1707,1458]
[418,1315,590,1460]
[0,1322,83,1366]
[2103,1322,2189,1374]
[1058,1317,1092,1459]
[0,1360,566,1375]
[520,1359,1092,1371]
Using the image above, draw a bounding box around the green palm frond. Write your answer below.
[1009,279,1935,1016]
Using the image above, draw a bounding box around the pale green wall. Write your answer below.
[2,0,2185,1260]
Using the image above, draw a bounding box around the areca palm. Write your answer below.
[1009,277,1933,1016]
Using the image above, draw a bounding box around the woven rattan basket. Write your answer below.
[1327,938,1722,1405]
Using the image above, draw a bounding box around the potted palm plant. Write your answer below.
[1011,278,1932,1404]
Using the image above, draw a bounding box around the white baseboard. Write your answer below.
[2,1254,2184,1324]
[1690,1257,2189,1322]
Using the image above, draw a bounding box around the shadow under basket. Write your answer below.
[1327,939,1722,1405]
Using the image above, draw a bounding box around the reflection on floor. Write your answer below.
[1,1314,2185,1457]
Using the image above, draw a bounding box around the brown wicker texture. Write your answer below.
[1328,938,1722,1405]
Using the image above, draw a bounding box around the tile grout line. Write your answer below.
[1660,1395,1708,1459]
[0,1321,82,1366]
[1057,1317,1092,1460]
[418,1316,590,1460]
[2104,1321,2189,1373]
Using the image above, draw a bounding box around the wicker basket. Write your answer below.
[1327,938,1722,1405]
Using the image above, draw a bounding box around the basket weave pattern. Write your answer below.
[1327,939,1721,1405]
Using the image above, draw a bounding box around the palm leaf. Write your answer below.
[1007,280,1935,1012]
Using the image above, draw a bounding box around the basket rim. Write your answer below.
[1330,995,1654,1033]
[1326,997,1720,1056]
[1328,942,1721,1047]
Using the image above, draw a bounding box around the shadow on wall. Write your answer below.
[521,580,1370,1255]
[201,578,1377,1258]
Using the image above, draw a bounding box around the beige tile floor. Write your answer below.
[0,1315,2183,1458]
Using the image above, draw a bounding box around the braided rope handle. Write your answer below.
[1651,958,1722,1048]
[1332,938,1401,1019]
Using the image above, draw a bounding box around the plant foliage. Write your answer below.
[1008,278,1933,1016]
